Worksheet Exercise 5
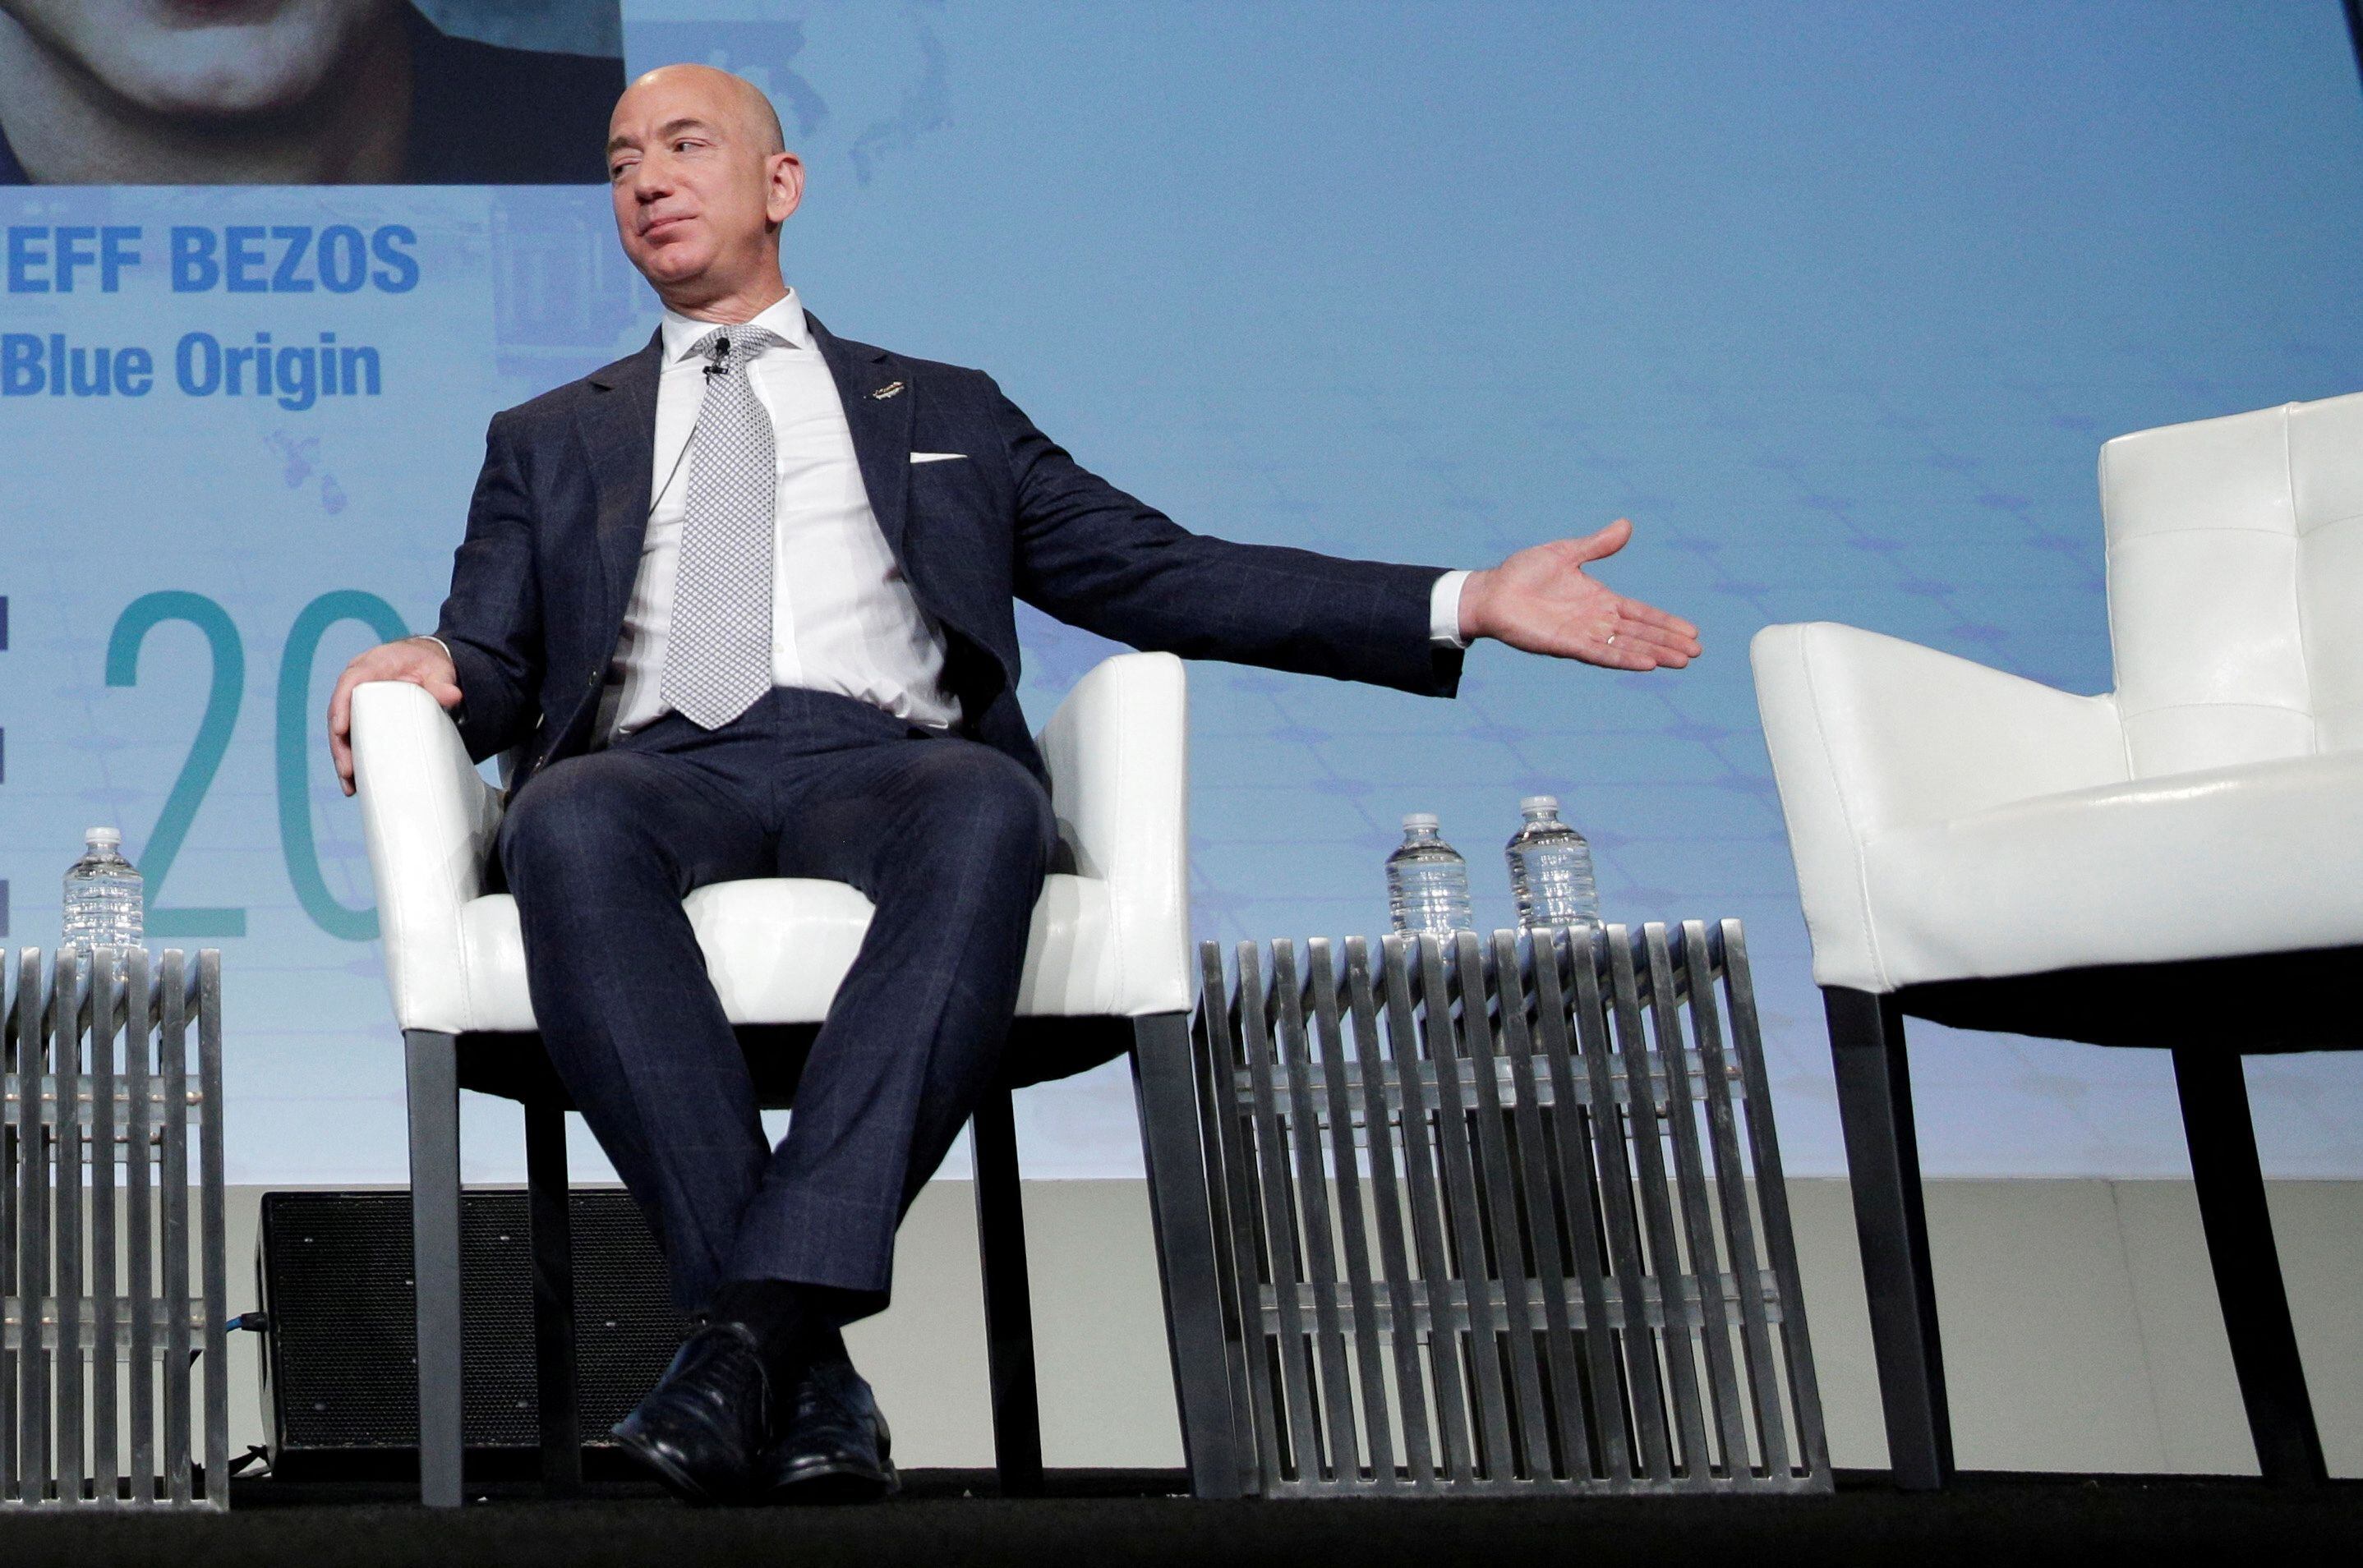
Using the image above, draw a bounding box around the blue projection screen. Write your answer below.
[2,2,2359,1184]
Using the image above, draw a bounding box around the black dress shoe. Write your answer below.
[761,1356,899,1504]
[611,1321,772,1506]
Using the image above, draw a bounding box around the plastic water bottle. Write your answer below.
[1386,813,1474,936]
[1505,796,1599,930]
[62,826,144,963]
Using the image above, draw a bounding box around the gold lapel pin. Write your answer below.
[871,380,905,400]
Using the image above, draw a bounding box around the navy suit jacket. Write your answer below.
[433,314,1464,795]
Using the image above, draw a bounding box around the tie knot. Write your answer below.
[693,324,784,371]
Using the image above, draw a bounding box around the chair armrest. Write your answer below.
[352,680,505,1033]
[1752,623,2128,836]
[1749,623,2126,991]
[1036,652,1191,1015]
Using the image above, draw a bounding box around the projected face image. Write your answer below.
[0,0,394,120]
[0,0,624,184]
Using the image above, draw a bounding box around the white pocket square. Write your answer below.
[910,451,966,464]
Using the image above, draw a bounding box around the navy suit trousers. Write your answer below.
[497,686,1057,1314]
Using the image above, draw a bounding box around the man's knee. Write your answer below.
[904,743,1058,873]
[499,757,656,888]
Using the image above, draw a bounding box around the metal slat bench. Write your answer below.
[1186,921,1828,1496]
[2,948,228,1509]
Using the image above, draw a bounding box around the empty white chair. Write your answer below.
[1751,391,2363,1488]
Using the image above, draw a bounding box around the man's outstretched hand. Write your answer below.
[329,637,463,798]
[1459,518,1701,671]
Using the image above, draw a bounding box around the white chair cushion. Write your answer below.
[353,651,1191,1036]
[451,873,1118,1034]
[1857,751,2363,989]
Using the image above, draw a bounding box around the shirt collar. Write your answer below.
[659,287,810,363]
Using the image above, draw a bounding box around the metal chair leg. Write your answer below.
[524,1100,582,1497]
[1130,1011,1245,1499]
[2171,1048,2326,1484]
[1824,988,1953,1490]
[972,1087,1045,1497]
[403,1028,464,1508]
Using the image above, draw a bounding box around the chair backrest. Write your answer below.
[2098,390,2363,777]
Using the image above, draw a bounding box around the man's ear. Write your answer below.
[767,152,805,226]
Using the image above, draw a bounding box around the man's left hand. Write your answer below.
[1459,517,1701,671]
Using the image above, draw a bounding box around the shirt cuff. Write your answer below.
[416,634,454,661]
[1429,569,1472,649]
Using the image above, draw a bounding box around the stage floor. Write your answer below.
[3,1469,2357,1565]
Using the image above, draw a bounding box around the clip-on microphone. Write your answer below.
[702,335,731,377]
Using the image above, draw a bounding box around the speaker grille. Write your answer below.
[259,1190,688,1452]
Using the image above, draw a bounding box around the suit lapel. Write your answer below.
[580,330,665,633]
[811,313,913,570]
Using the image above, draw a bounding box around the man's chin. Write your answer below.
[632,243,716,290]
[58,24,357,118]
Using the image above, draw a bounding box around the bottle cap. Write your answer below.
[1401,812,1439,830]
[1519,795,1559,814]
[86,826,122,848]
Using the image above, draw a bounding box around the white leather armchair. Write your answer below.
[1751,391,2363,1489]
[352,651,1240,1505]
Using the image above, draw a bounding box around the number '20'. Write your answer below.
[107,590,407,940]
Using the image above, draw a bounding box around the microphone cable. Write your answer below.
[646,333,735,522]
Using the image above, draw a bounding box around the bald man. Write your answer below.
[329,63,1700,1506]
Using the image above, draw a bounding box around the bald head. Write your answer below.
[606,62,805,320]
[623,63,785,156]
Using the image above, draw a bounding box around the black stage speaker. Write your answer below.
[256,1190,688,1475]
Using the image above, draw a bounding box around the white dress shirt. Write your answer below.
[1430,569,1471,649]
[597,289,960,741]
[454,287,1473,744]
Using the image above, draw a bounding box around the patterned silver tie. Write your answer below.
[662,324,784,729]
